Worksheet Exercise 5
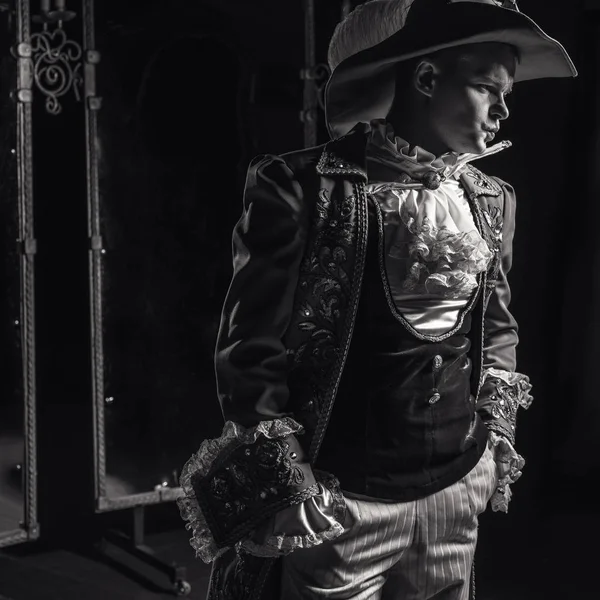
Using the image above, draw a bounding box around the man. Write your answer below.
[178,1,576,598]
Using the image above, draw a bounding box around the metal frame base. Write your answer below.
[96,506,191,597]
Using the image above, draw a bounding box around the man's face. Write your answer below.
[424,43,517,154]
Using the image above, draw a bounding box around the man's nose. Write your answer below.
[492,97,510,121]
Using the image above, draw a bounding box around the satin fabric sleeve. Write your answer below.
[481,180,519,374]
[216,153,309,425]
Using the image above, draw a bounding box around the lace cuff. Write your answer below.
[239,470,346,558]
[488,430,525,513]
[477,367,533,444]
[177,417,319,564]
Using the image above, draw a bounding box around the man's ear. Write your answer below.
[413,59,440,99]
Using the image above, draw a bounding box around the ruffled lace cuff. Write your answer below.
[477,367,533,445]
[488,430,525,513]
[238,470,346,558]
[177,417,319,564]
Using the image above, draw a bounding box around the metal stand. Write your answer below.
[98,506,191,597]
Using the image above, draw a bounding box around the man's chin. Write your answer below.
[461,141,487,155]
[444,137,486,155]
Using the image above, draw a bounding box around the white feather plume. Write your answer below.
[327,0,418,71]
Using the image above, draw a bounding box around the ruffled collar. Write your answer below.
[366,119,511,185]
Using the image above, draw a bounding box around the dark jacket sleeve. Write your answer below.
[215,153,308,426]
[476,181,533,445]
[178,154,321,561]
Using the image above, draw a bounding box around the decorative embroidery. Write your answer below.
[178,418,309,563]
[482,368,533,443]
[208,439,305,507]
[481,205,503,245]
[317,150,367,178]
[290,188,356,421]
[479,202,503,289]
[460,166,504,298]
[193,435,316,549]
[464,164,502,197]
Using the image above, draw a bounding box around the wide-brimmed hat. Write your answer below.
[326,0,577,139]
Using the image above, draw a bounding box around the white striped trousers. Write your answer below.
[280,444,497,600]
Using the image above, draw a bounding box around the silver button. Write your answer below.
[433,355,443,370]
[429,393,441,405]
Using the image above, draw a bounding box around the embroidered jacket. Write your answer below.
[177,123,532,600]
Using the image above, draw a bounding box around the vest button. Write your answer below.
[429,392,441,405]
[433,355,443,370]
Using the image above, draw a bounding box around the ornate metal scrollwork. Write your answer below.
[30,2,82,115]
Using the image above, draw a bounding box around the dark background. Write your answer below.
[1,1,599,599]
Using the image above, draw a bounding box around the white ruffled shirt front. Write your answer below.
[368,177,493,336]
[365,119,510,337]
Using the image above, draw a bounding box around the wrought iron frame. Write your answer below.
[82,0,198,513]
[0,0,39,549]
[301,0,331,148]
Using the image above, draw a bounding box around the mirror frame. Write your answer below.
[84,0,191,512]
[0,0,39,549]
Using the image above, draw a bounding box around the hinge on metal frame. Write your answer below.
[85,49,102,111]
[90,235,103,251]
[19,238,38,255]
[12,42,34,104]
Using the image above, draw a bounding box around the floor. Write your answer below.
[0,435,25,535]
[0,528,212,600]
[0,511,597,600]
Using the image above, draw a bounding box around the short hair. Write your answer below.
[394,43,521,90]
[429,43,521,72]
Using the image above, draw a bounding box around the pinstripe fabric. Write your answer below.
[280,445,496,600]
